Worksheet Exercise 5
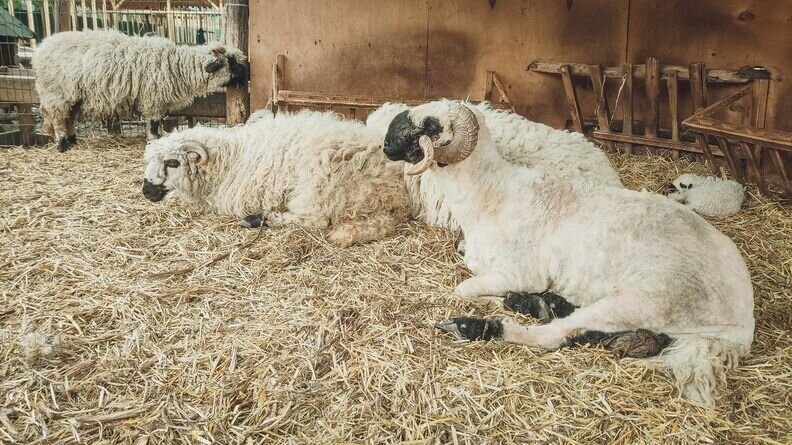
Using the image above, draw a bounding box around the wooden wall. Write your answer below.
[249,0,792,130]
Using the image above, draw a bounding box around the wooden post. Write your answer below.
[7,0,12,15]
[70,0,77,30]
[667,70,680,160]
[689,62,719,175]
[42,0,52,37]
[752,78,770,170]
[588,64,614,151]
[102,0,108,29]
[224,0,249,125]
[25,0,36,47]
[560,64,583,133]
[80,0,87,30]
[622,63,634,154]
[90,0,97,28]
[166,0,175,41]
[272,54,284,112]
[739,141,767,193]
[484,71,494,102]
[644,57,660,143]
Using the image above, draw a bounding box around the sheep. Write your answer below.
[382,100,754,407]
[32,30,246,152]
[666,173,745,217]
[368,102,622,231]
[142,109,411,247]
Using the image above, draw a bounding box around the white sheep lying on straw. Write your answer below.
[33,30,246,152]
[142,109,410,247]
[382,100,754,407]
[667,173,745,217]
[368,102,622,230]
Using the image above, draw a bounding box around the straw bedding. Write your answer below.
[1,137,790,444]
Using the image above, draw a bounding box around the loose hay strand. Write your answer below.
[0,138,790,444]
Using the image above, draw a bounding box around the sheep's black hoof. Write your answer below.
[455,237,466,256]
[503,291,576,322]
[57,138,71,153]
[565,329,672,358]
[68,134,77,144]
[436,317,503,341]
[239,214,266,229]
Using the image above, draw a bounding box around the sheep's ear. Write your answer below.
[211,46,226,58]
[205,58,224,73]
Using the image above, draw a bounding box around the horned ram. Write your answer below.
[32,30,246,152]
[381,100,754,407]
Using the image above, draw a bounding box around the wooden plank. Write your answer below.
[224,0,249,126]
[752,78,770,168]
[768,149,792,195]
[491,73,515,113]
[272,54,284,112]
[688,85,753,120]
[593,130,725,157]
[644,57,660,139]
[559,64,583,133]
[25,0,36,46]
[689,62,719,174]
[739,141,768,194]
[684,117,792,153]
[166,0,175,41]
[7,0,12,14]
[484,71,494,102]
[90,0,98,28]
[715,137,744,184]
[70,0,77,30]
[43,0,53,37]
[667,69,680,160]
[622,63,634,154]
[588,64,613,151]
[528,61,768,84]
[80,0,87,29]
[276,89,510,110]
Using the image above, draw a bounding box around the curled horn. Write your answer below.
[406,135,435,176]
[434,102,479,165]
[182,140,209,168]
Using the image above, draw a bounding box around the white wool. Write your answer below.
[399,100,754,406]
[32,30,245,143]
[143,109,410,247]
[368,102,622,230]
[668,173,745,217]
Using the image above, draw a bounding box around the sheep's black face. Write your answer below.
[383,111,443,164]
[225,56,248,88]
[142,179,168,202]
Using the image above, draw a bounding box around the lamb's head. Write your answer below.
[204,43,248,89]
[665,173,700,202]
[383,100,482,175]
[142,133,210,203]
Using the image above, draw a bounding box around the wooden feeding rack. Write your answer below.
[530,58,790,198]
[270,54,514,116]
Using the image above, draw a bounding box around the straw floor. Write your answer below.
[1,137,790,444]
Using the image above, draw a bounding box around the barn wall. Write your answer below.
[249,0,791,130]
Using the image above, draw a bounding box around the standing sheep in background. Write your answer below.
[666,173,745,217]
[367,102,622,231]
[382,100,754,407]
[33,30,246,152]
[142,109,411,247]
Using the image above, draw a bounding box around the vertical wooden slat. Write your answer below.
[166,0,175,41]
[768,149,792,195]
[102,0,108,29]
[667,69,680,160]
[588,64,614,151]
[224,0,249,125]
[272,54,285,113]
[80,0,87,30]
[644,57,660,139]
[689,62,719,175]
[90,0,97,28]
[7,0,13,15]
[484,71,494,102]
[25,0,36,46]
[715,137,744,184]
[70,0,77,30]
[752,78,770,169]
[560,64,583,133]
[739,141,767,194]
[43,0,52,37]
[622,63,634,154]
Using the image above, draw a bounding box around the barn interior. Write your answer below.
[1,1,790,444]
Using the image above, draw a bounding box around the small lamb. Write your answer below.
[667,173,745,217]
